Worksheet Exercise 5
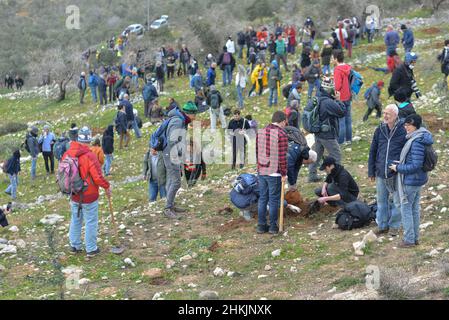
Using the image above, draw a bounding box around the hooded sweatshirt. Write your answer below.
[268,61,282,89]
[102,125,114,155]
[334,63,352,102]
[6,150,21,175]
[63,142,109,204]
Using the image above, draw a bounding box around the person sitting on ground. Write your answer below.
[90,137,105,167]
[314,156,359,207]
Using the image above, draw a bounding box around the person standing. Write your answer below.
[102,125,114,176]
[226,36,236,55]
[155,61,165,92]
[206,62,217,87]
[268,60,282,107]
[88,71,99,103]
[389,114,434,248]
[142,78,159,119]
[275,35,289,72]
[235,65,247,109]
[115,104,129,149]
[78,72,87,104]
[227,110,250,170]
[4,150,20,200]
[388,52,420,101]
[384,25,400,56]
[217,46,235,87]
[38,125,56,176]
[178,44,191,77]
[438,39,449,85]
[106,71,118,103]
[206,85,226,131]
[90,138,105,167]
[401,24,414,53]
[363,81,384,122]
[368,104,407,237]
[121,94,141,139]
[256,111,288,235]
[64,127,111,257]
[143,148,166,202]
[98,74,108,106]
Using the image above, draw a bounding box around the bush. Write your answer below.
[0,139,22,160]
[378,267,421,300]
[0,122,28,137]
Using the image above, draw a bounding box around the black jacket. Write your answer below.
[102,125,114,155]
[388,63,414,98]
[5,150,21,175]
[121,100,134,122]
[115,111,128,134]
[325,164,359,203]
[217,52,236,71]
[315,90,346,140]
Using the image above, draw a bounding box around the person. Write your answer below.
[98,74,107,106]
[143,148,166,202]
[106,71,118,103]
[394,89,417,120]
[247,47,257,72]
[304,58,321,100]
[227,110,251,170]
[78,72,87,104]
[268,33,277,65]
[115,104,129,149]
[292,64,303,83]
[363,81,384,122]
[368,104,407,237]
[256,111,288,234]
[285,126,316,190]
[236,65,247,109]
[226,36,236,54]
[90,138,104,167]
[300,46,311,71]
[248,62,268,97]
[286,99,301,129]
[121,94,141,140]
[206,85,226,131]
[114,75,131,99]
[333,51,353,145]
[190,69,203,93]
[204,53,216,69]
[102,125,114,176]
[389,114,434,248]
[275,35,289,72]
[365,12,376,43]
[268,60,282,107]
[88,71,99,103]
[25,126,39,181]
[68,123,78,142]
[286,25,297,54]
[4,150,20,200]
[335,22,348,50]
[131,65,139,91]
[194,89,208,113]
[187,57,199,85]
[217,46,235,87]
[321,40,333,75]
[64,127,111,257]
[401,24,414,53]
[142,78,159,119]
[347,24,356,58]
[178,44,191,77]
[15,75,23,90]
[315,156,359,207]
[301,25,313,48]
[0,204,11,228]
[237,31,246,59]
[162,104,188,218]
[388,52,421,101]
[287,82,302,108]
[154,61,165,92]
[166,48,177,80]
[206,62,217,87]
[308,77,346,182]
[38,125,56,176]
[370,50,402,74]
[437,39,449,85]
[384,25,400,56]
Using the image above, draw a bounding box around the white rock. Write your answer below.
[362,230,377,243]
[227,271,235,277]
[437,184,447,191]
[78,278,90,285]
[180,254,192,262]
[8,226,19,233]
[264,265,272,271]
[258,274,268,279]
[0,238,9,244]
[62,266,83,275]
[40,214,65,225]
[290,266,298,273]
[187,283,197,288]
[0,245,17,254]
[118,224,126,230]
[152,292,163,300]
[441,208,448,213]
[8,239,26,249]
[213,267,225,277]
[428,249,440,258]
[431,195,443,202]
[327,287,337,293]
[271,249,281,257]
[124,258,135,267]
[420,221,434,230]
[353,241,365,256]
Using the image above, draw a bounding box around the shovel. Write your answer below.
[106,194,125,255]
[279,179,285,232]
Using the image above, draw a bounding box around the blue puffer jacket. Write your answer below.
[397,130,434,186]
[206,67,216,86]
[368,120,407,179]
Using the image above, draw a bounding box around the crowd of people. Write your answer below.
[1,74,24,90]
[2,13,448,257]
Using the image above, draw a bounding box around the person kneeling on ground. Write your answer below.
[315,156,359,207]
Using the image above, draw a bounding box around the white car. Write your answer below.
[160,15,169,20]
[122,24,145,37]
[150,19,168,30]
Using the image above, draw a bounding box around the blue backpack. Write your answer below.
[349,69,363,96]
[150,118,173,151]
[364,84,376,100]
[142,84,155,101]
[232,173,258,195]
[230,189,259,209]
[54,137,69,161]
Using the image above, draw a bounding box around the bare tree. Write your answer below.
[29,47,83,102]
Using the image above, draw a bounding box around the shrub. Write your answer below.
[0,122,28,137]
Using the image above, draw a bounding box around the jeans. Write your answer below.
[5,174,18,199]
[69,200,99,253]
[103,154,113,176]
[90,86,97,103]
[209,107,227,131]
[322,65,330,75]
[394,185,421,244]
[162,151,182,209]
[308,137,341,178]
[31,157,37,179]
[307,79,321,98]
[276,54,289,71]
[99,89,107,105]
[132,119,142,138]
[222,65,232,86]
[237,85,244,108]
[268,87,278,106]
[149,179,167,202]
[109,85,115,102]
[376,177,401,231]
[132,75,139,90]
[257,175,281,230]
[80,89,86,104]
[338,101,352,144]
[238,45,244,59]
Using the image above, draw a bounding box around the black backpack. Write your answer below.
[423,144,438,172]
[22,137,31,153]
[335,201,376,230]
[282,83,292,99]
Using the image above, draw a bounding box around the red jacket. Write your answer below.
[334,63,352,102]
[287,27,296,46]
[63,142,110,204]
[256,124,288,176]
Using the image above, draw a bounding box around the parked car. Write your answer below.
[160,15,169,20]
[122,24,145,37]
[150,19,168,30]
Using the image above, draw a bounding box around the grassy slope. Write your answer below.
[1,23,449,300]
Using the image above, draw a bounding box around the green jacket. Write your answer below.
[275,39,286,55]
[142,151,166,186]
[268,67,282,89]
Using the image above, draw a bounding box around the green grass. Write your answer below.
[400,7,433,19]
[332,276,364,291]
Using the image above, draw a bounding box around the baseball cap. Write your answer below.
[319,156,337,171]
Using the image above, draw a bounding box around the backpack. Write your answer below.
[22,137,31,154]
[423,144,438,172]
[232,173,258,195]
[142,84,154,101]
[209,91,221,109]
[237,32,246,45]
[230,189,259,209]
[349,69,363,96]
[335,201,376,230]
[150,117,176,151]
[54,138,69,161]
[56,156,88,196]
[364,84,375,100]
[301,96,322,133]
[282,83,292,99]
[222,52,231,65]
[77,78,84,90]
[2,159,9,174]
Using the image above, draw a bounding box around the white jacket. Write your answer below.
[236,73,247,88]
[226,40,236,54]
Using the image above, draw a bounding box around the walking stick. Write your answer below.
[279,178,285,232]
[277,80,281,110]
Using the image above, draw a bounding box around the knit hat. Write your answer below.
[77,126,92,143]
[405,52,418,64]
[321,76,335,91]
[182,101,198,114]
[377,80,385,87]
[400,24,407,30]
